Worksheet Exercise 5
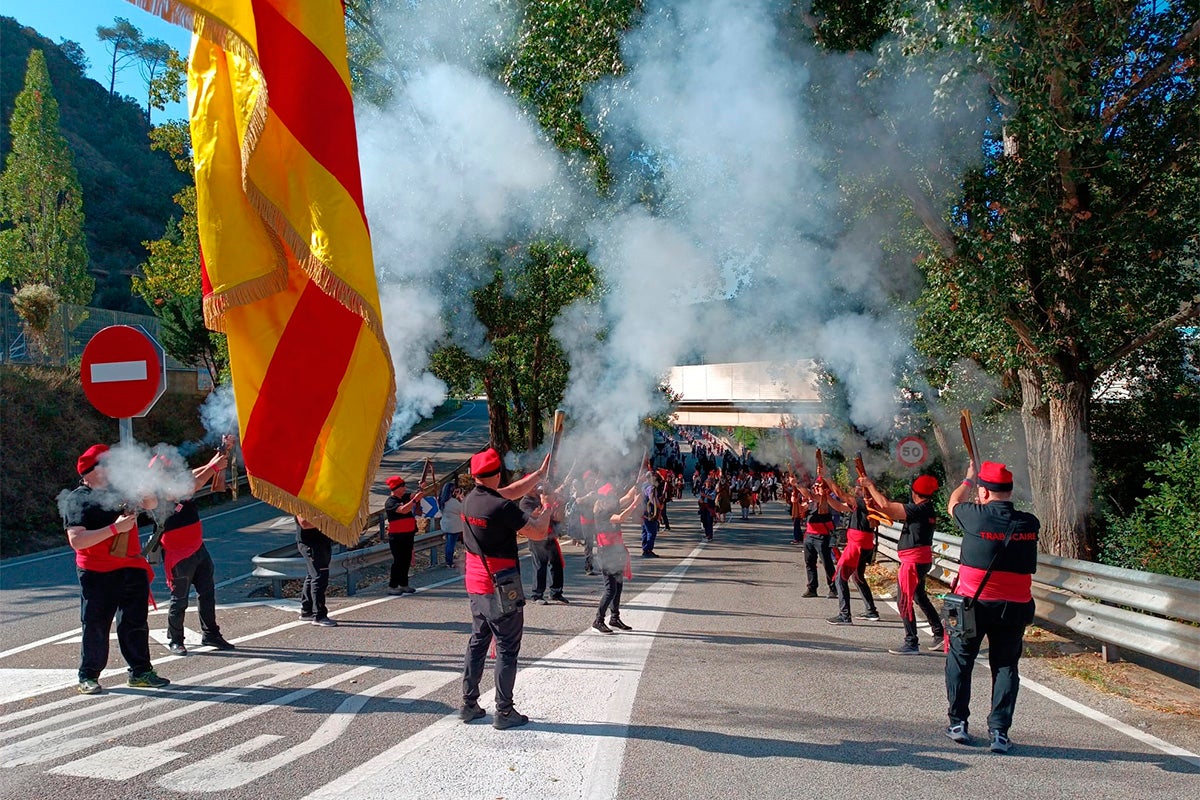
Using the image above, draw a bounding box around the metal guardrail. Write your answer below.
[251,510,450,598]
[251,459,474,597]
[874,524,1200,669]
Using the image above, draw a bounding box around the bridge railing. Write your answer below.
[874,525,1200,670]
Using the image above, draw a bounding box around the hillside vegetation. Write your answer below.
[0,16,187,311]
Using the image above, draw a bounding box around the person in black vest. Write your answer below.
[384,476,424,595]
[944,461,1040,753]
[520,483,569,604]
[148,453,235,655]
[799,480,838,598]
[295,515,337,627]
[863,473,946,654]
[824,483,881,624]
[61,444,168,694]
[459,447,551,730]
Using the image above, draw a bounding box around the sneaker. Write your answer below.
[945,722,971,744]
[928,638,947,652]
[988,729,1011,754]
[583,568,595,576]
[608,617,632,631]
[311,617,338,627]
[592,620,613,634]
[801,590,818,598]
[827,588,838,598]
[400,586,416,595]
[127,670,170,689]
[459,702,486,723]
[826,616,853,626]
[299,612,316,621]
[533,597,549,605]
[201,636,236,651]
[77,678,102,695]
[857,611,881,621]
[493,709,529,730]
[888,643,921,655]
[387,587,404,596]
[549,594,569,604]
[167,641,188,656]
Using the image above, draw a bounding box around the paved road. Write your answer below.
[2,423,1198,798]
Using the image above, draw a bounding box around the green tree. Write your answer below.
[96,17,143,96]
[801,1,1200,559]
[133,114,228,381]
[136,39,180,123]
[0,49,92,305]
[429,242,599,453]
[1100,425,1200,581]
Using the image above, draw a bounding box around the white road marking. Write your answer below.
[0,630,79,660]
[58,627,200,647]
[304,546,703,800]
[883,600,1200,768]
[158,668,457,792]
[1021,676,1200,768]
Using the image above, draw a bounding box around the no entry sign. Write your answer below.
[80,325,167,418]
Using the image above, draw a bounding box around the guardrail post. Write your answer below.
[1101,643,1121,663]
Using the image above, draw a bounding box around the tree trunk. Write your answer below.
[482,372,512,458]
[527,399,543,450]
[1018,368,1092,559]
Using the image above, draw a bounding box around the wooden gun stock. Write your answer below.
[546,409,566,483]
[959,410,981,465]
[854,451,867,480]
[815,448,825,480]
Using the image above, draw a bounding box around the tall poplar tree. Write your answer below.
[0,49,93,306]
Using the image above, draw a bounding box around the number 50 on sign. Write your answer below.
[896,436,928,468]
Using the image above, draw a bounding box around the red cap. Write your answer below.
[912,474,939,497]
[470,448,503,477]
[978,462,1014,492]
[597,482,614,496]
[385,476,405,490]
[77,444,109,476]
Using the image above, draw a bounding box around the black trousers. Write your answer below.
[296,532,333,619]
[792,518,804,543]
[835,550,878,617]
[388,533,414,588]
[595,572,624,621]
[901,562,944,645]
[78,567,152,680]
[167,544,220,644]
[803,534,835,592]
[462,593,523,713]
[699,510,714,539]
[945,600,1034,733]
[528,538,564,598]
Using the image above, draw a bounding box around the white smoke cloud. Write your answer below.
[354,0,989,465]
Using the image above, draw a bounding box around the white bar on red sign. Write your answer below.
[90,361,148,383]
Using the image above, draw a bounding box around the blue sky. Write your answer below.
[3,0,192,121]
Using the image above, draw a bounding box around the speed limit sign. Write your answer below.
[896,436,928,468]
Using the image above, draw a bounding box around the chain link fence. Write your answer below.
[1,293,191,370]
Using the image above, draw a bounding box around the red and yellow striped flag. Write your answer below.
[130,0,395,544]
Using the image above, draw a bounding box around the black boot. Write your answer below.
[609,616,632,631]
[592,618,613,634]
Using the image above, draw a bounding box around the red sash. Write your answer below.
[897,545,933,619]
[596,529,632,579]
[161,520,203,591]
[77,535,156,608]
[955,565,1032,603]
[388,516,417,535]
[834,528,874,581]
[464,552,517,594]
[805,520,834,536]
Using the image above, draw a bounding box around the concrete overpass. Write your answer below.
[667,361,828,428]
